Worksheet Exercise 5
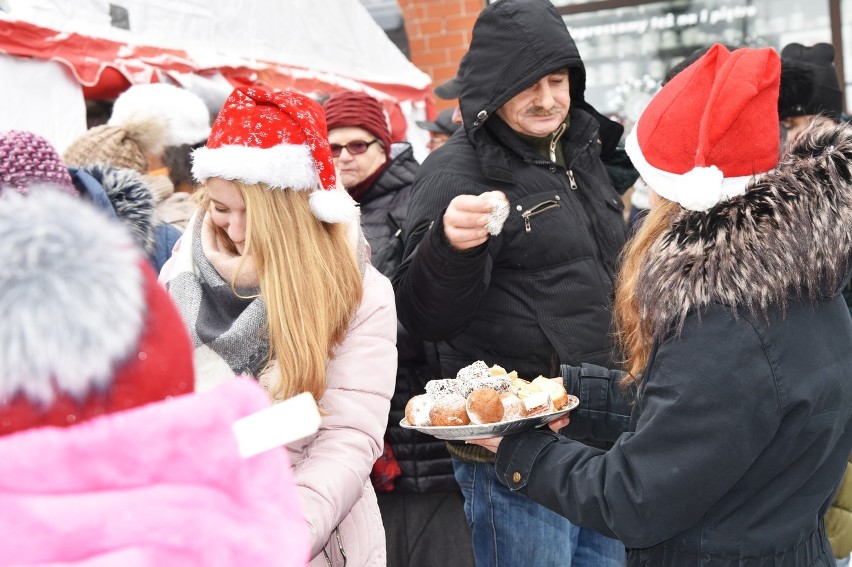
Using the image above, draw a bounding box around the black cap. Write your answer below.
[779,42,842,120]
[416,108,461,135]
[434,76,461,100]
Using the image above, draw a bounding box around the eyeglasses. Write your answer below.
[329,139,380,157]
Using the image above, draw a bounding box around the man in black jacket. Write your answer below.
[324,91,475,567]
[393,1,628,565]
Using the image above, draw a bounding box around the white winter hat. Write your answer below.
[109,83,212,147]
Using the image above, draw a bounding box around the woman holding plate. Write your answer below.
[470,44,852,566]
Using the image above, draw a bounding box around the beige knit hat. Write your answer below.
[63,118,167,174]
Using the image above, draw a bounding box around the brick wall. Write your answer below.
[398,0,485,114]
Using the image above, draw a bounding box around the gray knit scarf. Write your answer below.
[167,213,270,378]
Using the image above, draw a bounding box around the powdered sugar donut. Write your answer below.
[466,387,504,424]
[429,393,470,426]
[499,392,526,421]
[405,394,434,426]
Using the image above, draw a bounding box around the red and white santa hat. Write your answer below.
[192,86,356,223]
[625,44,781,212]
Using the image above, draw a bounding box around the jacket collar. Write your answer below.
[476,109,598,183]
[639,120,852,337]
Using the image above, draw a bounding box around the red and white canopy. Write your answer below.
[0,0,433,156]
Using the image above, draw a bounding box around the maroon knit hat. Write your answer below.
[0,130,78,197]
[323,91,392,158]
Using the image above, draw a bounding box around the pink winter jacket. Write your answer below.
[282,264,397,566]
[0,378,311,566]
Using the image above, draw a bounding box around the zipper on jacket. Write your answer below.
[566,169,578,190]
[529,128,593,191]
[549,123,567,162]
[322,527,347,566]
[521,198,560,233]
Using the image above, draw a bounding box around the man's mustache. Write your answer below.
[524,106,564,117]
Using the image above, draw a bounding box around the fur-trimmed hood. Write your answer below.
[80,164,157,254]
[640,119,852,337]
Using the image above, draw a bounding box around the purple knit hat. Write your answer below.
[0,130,78,197]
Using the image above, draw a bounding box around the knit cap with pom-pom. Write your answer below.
[0,188,194,435]
[0,130,78,197]
[63,117,168,174]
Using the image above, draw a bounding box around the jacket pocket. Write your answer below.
[521,198,561,233]
[320,527,347,566]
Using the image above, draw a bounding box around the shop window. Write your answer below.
[564,0,831,121]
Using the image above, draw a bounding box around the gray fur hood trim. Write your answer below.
[81,164,156,254]
[640,120,852,337]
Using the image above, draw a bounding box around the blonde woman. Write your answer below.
[471,45,852,565]
[161,87,397,566]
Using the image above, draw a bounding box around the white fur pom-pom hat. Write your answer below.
[109,83,212,147]
[0,188,194,435]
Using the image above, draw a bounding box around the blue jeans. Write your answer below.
[453,459,624,567]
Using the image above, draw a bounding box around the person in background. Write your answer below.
[778,41,852,567]
[0,128,172,272]
[434,75,464,126]
[472,43,852,566]
[778,42,843,141]
[323,90,474,567]
[108,82,212,230]
[393,0,628,565]
[62,114,181,272]
[829,455,852,567]
[160,86,397,566]
[417,108,461,153]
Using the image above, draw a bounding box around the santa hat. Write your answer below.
[0,189,194,436]
[626,44,781,212]
[109,83,212,147]
[192,86,356,224]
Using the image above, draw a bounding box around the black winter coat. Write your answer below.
[495,122,852,566]
[363,143,456,493]
[393,0,627,384]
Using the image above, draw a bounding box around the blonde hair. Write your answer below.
[196,182,363,401]
[613,198,682,382]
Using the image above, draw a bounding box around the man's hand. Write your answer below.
[467,436,502,453]
[443,191,507,250]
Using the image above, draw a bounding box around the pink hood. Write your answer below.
[0,378,310,566]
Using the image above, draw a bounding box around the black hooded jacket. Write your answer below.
[393,0,627,405]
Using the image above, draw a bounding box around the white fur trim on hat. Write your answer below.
[0,188,144,405]
[309,186,359,224]
[625,125,756,212]
[192,144,321,190]
[110,83,212,146]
